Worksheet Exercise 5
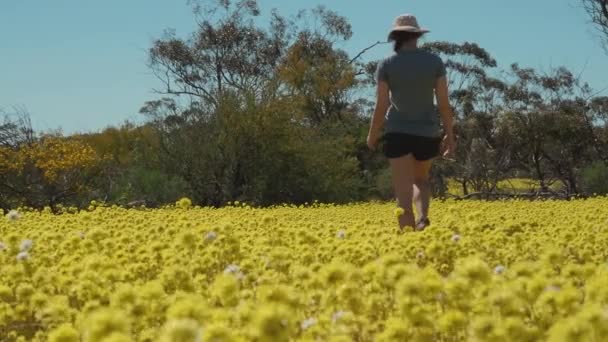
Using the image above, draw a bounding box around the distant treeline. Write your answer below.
[1,1,607,211]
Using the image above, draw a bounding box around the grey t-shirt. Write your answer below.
[375,48,447,138]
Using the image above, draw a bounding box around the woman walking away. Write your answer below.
[367,14,456,232]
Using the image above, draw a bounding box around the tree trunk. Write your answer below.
[532,152,548,191]
[567,173,579,195]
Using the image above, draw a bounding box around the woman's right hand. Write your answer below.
[367,131,380,151]
[442,134,456,159]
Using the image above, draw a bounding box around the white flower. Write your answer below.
[78,232,86,239]
[224,264,244,280]
[0,242,6,251]
[301,317,317,330]
[451,234,461,243]
[336,230,346,239]
[332,310,347,323]
[19,239,33,252]
[6,210,21,222]
[16,251,29,261]
[494,265,506,275]
[204,231,218,242]
[224,264,240,274]
[545,285,561,292]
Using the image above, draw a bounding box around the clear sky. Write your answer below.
[1,0,607,134]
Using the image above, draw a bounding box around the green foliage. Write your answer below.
[108,167,190,207]
[143,92,363,206]
[581,162,608,195]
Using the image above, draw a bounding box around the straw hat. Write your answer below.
[388,14,429,41]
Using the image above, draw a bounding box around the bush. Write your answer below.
[373,167,393,201]
[144,94,365,207]
[581,161,608,195]
[108,167,190,207]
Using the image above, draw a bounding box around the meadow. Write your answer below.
[1,198,608,341]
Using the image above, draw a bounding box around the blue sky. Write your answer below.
[1,0,607,134]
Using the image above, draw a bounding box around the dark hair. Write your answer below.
[389,31,424,52]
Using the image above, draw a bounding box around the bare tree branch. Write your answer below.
[349,41,385,64]
[150,60,219,108]
[582,0,608,51]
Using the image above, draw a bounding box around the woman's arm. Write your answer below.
[435,76,456,158]
[367,80,390,150]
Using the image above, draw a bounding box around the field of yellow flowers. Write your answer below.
[1,198,608,342]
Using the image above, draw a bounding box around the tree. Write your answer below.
[589,96,608,160]
[77,123,184,207]
[142,1,366,206]
[411,42,607,197]
[0,135,104,210]
[149,1,361,124]
[278,32,356,124]
[582,0,608,51]
[421,41,507,196]
[0,107,35,148]
[148,0,289,108]
[497,65,604,195]
[276,6,359,125]
[0,108,36,211]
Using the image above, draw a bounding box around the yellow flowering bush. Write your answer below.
[1,198,608,341]
[0,136,105,208]
[0,136,100,182]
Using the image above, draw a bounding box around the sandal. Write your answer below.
[415,217,430,231]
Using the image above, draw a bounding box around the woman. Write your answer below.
[367,14,456,231]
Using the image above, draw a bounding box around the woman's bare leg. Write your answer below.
[413,159,433,227]
[389,154,416,229]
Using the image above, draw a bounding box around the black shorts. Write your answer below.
[381,132,442,161]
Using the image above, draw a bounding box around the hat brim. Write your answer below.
[388,26,430,41]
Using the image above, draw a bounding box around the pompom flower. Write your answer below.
[394,207,405,218]
[6,209,21,222]
[159,319,202,342]
[224,264,244,280]
[16,251,29,261]
[176,197,192,209]
[301,317,317,330]
[19,239,33,252]
[494,265,506,275]
[48,324,80,342]
[204,231,218,242]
